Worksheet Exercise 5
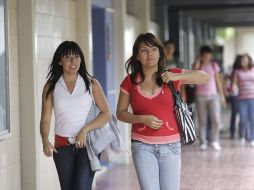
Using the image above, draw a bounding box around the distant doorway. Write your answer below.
[92,5,116,112]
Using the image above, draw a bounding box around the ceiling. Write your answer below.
[159,0,254,27]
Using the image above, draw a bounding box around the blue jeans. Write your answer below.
[229,96,239,139]
[131,141,181,190]
[206,114,211,141]
[239,99,254,140]
[53,145,95,190]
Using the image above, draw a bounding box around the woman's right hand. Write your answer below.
[142,115,163,129]
[43,140,57,157]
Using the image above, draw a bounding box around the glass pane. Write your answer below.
[0,0,7,132]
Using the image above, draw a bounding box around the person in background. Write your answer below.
[232,53,254,146]
[164,39,183,69]
[164,39,186,101]
[225,55,242,139]
[40,41,111,190]
[193,45,226,151]
[117,33,209,190]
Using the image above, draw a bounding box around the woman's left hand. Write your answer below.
[220,96,226,108]
[75,129,88,149]
[161,71,179,83]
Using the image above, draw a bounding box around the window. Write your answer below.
[0,0,10,137]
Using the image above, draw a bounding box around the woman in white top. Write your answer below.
[40,41,111,190]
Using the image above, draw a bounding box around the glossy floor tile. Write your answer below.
[94,137,254,190]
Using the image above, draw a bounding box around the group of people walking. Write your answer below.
[39,32,254,190]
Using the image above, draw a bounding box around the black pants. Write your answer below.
[53,145,95,190]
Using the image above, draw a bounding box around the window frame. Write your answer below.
[0,0,10,138]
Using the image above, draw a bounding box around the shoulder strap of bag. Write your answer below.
[168,81,182,106]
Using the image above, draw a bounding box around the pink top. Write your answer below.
[235,67,254,100]
[196,62,220,96]
[120,68,184,144]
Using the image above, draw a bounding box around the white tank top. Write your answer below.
[53,74,92,137]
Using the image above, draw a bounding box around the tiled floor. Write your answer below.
[94,137,254,190]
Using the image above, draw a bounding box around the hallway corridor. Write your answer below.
[94,137,254,190]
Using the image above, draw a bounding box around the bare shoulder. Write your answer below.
[91,78,107,102]
[44,82,50,90]
[42,82,53,101]
[91,78,102,89]
[42,83,50,94]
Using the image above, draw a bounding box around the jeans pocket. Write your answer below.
[131,141,142,151]
[171,142,181,155]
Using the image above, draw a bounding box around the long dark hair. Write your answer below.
[125,33,165,86]
[240,53,253,69]
[45,41,91,99]
[230,54,242,81]
[199,45,213,55]
[233,55,242,70]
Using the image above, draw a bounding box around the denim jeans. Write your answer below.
[53,145,95,190]
[206,114,211,141]
[131,141,181,190]
[239,99,254,140]
[229,95,239,139]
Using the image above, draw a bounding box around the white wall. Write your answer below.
[0,0,21,189]
[235,27,254,59]
[149,21,160,37]
[124,17,160,61]
[221,27,254,73]
[222,36,236,71]
[125,16,141,61]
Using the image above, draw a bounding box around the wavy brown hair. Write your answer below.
[125,33,165,86]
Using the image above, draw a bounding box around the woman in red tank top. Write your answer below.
[117,33,209,190]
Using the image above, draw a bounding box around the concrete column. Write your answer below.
[134,0,150,33]
[76,0,93,74]
[188,16,194,68]
[159,4,169,41]
[17,0,38,189]
[179,11,185,64]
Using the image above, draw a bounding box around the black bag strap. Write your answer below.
[168,81,178,97]
[168,81,184,108]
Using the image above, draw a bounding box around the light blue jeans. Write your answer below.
[131,141,181,190]
[238,99,254,140]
